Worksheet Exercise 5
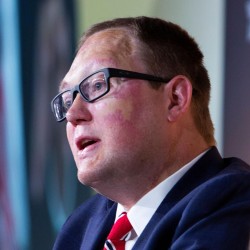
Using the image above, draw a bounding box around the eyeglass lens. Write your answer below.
[52,71,108,121]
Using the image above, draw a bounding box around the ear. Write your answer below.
[165,75,193,122]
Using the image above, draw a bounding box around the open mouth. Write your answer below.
[77,139,99,151]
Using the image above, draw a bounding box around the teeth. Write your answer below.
[80,139,96,149]
[81,139,92,146]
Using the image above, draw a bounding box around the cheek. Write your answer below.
[95,83,144,126]
[95,98,141,141]
[102,100,133,122]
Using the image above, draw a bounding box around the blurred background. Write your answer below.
[0,0,249,249]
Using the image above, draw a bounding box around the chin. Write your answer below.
[77,171,92,186]
[77,168,102,188]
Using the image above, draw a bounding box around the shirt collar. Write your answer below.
[116,149,208,237]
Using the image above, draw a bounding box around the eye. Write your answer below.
[94,82,102,90]
[64,99,72,108]
[92,79,106,92]
[80,72,107,101]
[62,94,72,109]
[60,91,72,109]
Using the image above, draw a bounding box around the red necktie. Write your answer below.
[103,212,132,250]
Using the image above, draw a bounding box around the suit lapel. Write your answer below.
[166,147,224,205]
[80,200,117,250]
[133,147,224,249]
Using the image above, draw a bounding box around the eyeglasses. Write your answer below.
[51,68,170,122]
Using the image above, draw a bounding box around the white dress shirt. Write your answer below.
[115,150,208,250]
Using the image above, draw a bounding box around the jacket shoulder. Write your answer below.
[53,194,114,250]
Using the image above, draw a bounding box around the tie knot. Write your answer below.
[108,212,132,241]
[104,212,132,250]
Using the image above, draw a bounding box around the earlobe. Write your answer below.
[166,76,193,122]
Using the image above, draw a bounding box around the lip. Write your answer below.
[75,136,100,156]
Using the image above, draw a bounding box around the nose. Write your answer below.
[65,94,92,124]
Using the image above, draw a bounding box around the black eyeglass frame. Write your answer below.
[51,68,171,122]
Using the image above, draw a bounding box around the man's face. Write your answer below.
[63,29,169,193]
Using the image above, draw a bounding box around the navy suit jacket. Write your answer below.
[53,147,250,249]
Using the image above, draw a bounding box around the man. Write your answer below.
[51,16,250,249]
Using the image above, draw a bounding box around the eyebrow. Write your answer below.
[59,80,69,92]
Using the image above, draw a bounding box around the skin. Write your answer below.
[61,28,209,210]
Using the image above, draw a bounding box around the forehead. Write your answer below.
[60,29,145,90]
[78,28,142,73]
[82,28,136,56]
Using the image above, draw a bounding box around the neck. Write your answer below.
[93,122,211,209]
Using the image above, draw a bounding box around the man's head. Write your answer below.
[79,16,215,146]
[52,16,215,207]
